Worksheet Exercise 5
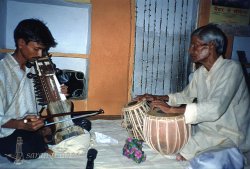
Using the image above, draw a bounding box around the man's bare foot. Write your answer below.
[176,153,186,161]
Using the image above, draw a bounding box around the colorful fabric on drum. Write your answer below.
[122,137,146,163]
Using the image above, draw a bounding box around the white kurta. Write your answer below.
[168,56,250,160]
[0,53,39,137]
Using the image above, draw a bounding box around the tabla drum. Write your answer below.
[121,100,150,141]
[143,109,190,155]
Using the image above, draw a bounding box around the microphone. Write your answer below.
[86,148,98,169]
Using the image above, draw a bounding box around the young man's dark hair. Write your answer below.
[14,18,57,53]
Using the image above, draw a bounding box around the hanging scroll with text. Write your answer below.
[209,0,250,25]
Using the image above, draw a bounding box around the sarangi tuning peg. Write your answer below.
[27,73,36,79]
[37,98,46,103]
[25,61,34,68]
[34,84,42,88]
[38,102,48,106]
[35,91,45,96]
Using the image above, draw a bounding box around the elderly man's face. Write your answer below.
[189,35,210,63]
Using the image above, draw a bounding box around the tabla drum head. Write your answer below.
[127,100,139,107]
[147,108,183,117]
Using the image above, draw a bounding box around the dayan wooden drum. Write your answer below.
[143,109,190,155]
[122,100,150,141]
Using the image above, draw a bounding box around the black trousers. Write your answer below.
[0,129,47,162]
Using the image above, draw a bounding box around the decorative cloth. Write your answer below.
[122,137,146,163]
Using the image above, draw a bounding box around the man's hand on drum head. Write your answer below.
[150,100,171,112]
[150,100,185,114]
[133,94,156,102]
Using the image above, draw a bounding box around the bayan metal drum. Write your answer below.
[143,109,190,155]
[122,100,150,141]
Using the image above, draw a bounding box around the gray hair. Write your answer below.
[191,24,227,55]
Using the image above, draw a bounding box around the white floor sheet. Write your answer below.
[0,119,191,169]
